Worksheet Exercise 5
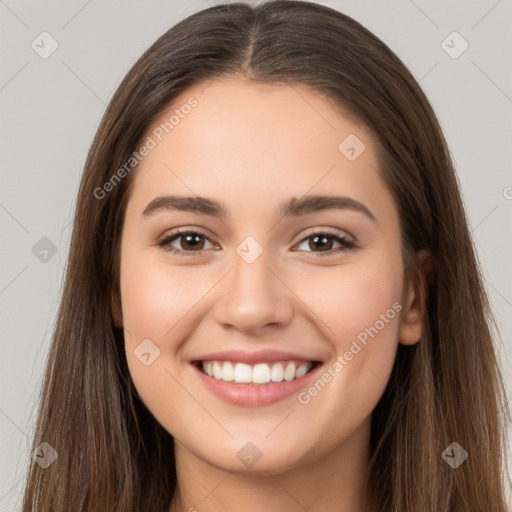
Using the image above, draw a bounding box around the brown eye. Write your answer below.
[295,231,355,257]
[157,230,216,256]
[176,232,206,250]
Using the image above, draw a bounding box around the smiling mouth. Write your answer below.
[192,360,321,385]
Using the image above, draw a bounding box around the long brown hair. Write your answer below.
[21,1,510,510]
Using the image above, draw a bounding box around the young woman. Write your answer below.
[21,1,510,510]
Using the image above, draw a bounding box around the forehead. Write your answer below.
[126,77,393,220]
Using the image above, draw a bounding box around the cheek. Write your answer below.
[294,257,403,346]
[290,255,403,413]
[119,248,221,403]
[120,251,208,344]
[119,251,209,428]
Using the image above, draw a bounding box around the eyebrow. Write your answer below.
[142,194,376,222]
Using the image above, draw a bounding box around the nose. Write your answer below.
[212,247,294,334]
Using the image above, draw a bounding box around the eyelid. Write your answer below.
[295,226,354,244]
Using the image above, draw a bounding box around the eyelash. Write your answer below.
[156,227,356,258]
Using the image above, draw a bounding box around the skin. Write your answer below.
[113,77,425,512]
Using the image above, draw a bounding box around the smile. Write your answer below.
[197,360,318,384]
[191,356,323,407]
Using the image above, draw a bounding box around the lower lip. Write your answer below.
[192,363,321,407]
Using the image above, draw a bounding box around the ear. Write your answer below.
[110,287,123,328]
[399,249,431,346]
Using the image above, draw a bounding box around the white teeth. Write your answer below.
[270,363,284,382]
[221,361,234,381]
[252,363,271,384]
[283,362,296,381]
[200,360,313,384]
[212,362,222,379]
[295,363,309,378]
[233,363,252,383]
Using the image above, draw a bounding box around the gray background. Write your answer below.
[1,0,511,509]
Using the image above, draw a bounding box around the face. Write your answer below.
[115,77,422,474]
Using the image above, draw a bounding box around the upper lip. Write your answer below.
[191,349,322,365]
